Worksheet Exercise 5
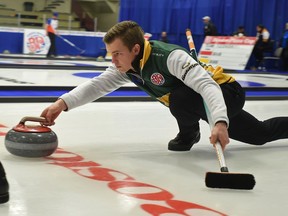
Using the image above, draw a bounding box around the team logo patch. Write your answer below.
[151,73,165,85]
[25,31,49,54]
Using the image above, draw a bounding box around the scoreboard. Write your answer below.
[198,36,257,70]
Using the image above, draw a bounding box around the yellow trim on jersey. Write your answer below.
[157,93,170,106]
[140,41,152,70]
[201,62,235,84]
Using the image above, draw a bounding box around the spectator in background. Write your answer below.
[232,26,246,37]
[202,16,217,36]
[159,31,169,43]
[280,22,288,71]
[251,24,272,70]
[46,12,59,58]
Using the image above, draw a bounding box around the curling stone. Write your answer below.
[3,50,10,54]
[4,116,58,158]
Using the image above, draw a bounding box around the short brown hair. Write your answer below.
[103,21,145,51]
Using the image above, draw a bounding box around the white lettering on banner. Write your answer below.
[206,36,256,45]
[199,36,257,70]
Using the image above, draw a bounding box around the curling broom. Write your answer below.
[57,35,86,54]
[185,29,256,190]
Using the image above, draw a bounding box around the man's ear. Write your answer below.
[133,44,141,55]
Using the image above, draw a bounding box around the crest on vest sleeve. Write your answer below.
[150,73,165,85]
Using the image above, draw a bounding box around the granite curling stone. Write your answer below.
[5,116,58,158]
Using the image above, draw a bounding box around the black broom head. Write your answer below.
[205,172,256,190]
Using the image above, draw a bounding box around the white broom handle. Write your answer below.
[58,35,76,47]
[57,35,85,53]
[204,103,229,172]
[186,29,228,171]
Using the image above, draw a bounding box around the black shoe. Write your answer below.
[168,132,201,151]
[0,162,9,204]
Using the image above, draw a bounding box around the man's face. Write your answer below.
[161,32,167,37]
[203,19,209,24]
[106,38,140,73]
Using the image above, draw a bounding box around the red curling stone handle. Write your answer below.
[19,116,47,125]
[13,116,51,133]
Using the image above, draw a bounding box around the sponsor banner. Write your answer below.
[198,36,257,70]
[23,29,50,55]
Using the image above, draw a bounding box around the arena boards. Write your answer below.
[0,66,287,102]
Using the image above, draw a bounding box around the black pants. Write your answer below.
[169,82,288,145]
[47,32,56,57]
[281,48,288,71]
[252,42,273,67]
